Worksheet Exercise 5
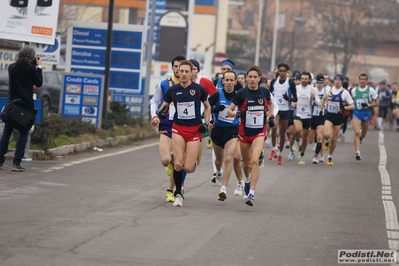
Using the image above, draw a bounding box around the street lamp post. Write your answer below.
[254,0,263,66]
[102,0,114,119]
[143,0,156,122]
[270,0,279,72]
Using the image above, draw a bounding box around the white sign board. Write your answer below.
[0,0,60,45]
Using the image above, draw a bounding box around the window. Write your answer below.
[365,46,375,55]
[165,0,189,11]
[245,11,253,27]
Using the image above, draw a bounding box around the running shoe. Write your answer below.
[326,157,333,166]
[211,172,217,183]
[274,148,278,159]
[355,151,362,161]
[312,155,318,164]
[245,194,255,206]
[218,187,227,201]
[165,191,175,203]
[259,150,265,170]
[288,151,295,161]
[165,163,173,176]
[285,140,290,149]
[216,172,223,186]
[234,182,244,196]
[359,136,363,144]
[173,194,183,207]
[277,155,282,165]
[268,150,276,160]
[206,138,212,149]
[298,157,305,165]
[292,141,300,152]
[312,143,317,151]
[323,140,329,151]
[319,154,324,162]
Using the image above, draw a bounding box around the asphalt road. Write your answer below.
[0,127,398,266]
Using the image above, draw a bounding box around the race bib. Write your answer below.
[168,103,175,120]
[218,105,235,123]
[274,94,289,110]
[245,111,264,128]
[312,105,322,116]
[356,99,368,109]
[297,102,311,116]
[327,101,340,114]
[177,101,195,119]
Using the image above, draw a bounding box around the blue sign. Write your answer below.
[72,28,142,49]
[71,48,141,69]
[67,22,145,115]
[0,98,43,124]
[60,73,104,128]
[70,68,142,93]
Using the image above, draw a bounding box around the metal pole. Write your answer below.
[102,0,114,119]
[143,0,156,122]
[255,0,263,66]
[186,0,195,59]
[271,0,279,72]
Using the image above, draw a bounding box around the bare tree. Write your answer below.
[310,0,371,77]
[228,0,307,72]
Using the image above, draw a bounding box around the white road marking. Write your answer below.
[383,200,399,230]
[378,130,399,252]
[37,182,69,186]
[77,142,159,163]
[387,231,399,239]
[41,142,158,173]
[48,167,64,170]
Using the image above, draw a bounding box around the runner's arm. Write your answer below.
[150,83,163,118]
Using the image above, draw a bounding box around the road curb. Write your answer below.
[23,131,156,160]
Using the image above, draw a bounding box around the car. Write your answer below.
[0,70,62,112]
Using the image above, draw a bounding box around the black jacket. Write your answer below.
[8,62,43,109]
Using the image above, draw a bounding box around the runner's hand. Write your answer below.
[156,108,166,119]
[211,105,225,113]
[199,123,208,133]
[268,115,275,128]
[236,110,246,119]
[283,93,290,101]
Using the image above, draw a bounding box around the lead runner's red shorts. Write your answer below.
[172,123,201,142]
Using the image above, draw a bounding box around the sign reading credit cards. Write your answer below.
[60,73,104,128]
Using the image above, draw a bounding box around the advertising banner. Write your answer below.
[0,0,60,45]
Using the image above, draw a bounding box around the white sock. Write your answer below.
[221,186,226,191]
[212,148,217,172]
[249,190,255,196]
[378,117,383,127]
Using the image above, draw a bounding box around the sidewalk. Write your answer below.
[1,123,157,160]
